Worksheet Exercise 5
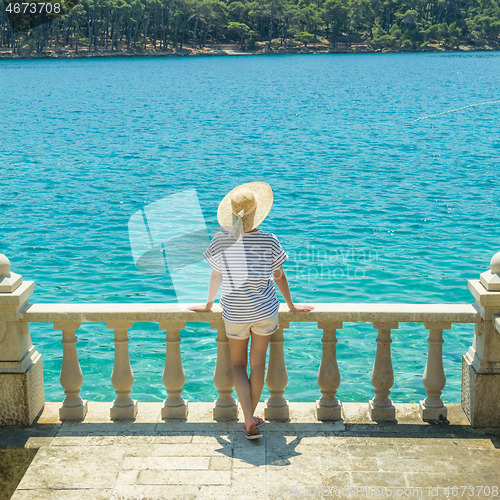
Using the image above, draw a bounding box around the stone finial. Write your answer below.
[479,251,500,292]
[0,254,23,293]
[0,254,11,277]
[491,252,500,274]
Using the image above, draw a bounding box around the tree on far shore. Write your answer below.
[295,31,315,46]
[227,21,250,48]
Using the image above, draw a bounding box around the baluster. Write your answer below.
[369,322,398,421]
[211,321,238,420]
[54,321,88,421]
[419,321,451,420]
[316,321,343,421]
[265,320,289,420]
[159,321,187,419]
[107,321,137,420]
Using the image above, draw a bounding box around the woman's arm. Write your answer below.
[187,269,222,312]
[273,266,314,312]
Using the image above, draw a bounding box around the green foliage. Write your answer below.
[1,0,498,54]
[295,31,315,45]
[227,21,251,47]
[389,24,402,39]
[323,0,347,40]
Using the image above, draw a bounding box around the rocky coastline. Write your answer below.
[0,43,498,60]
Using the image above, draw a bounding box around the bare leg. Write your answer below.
[227,337,258,435]
[249,332,271,414]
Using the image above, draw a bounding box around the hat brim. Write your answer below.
[217,182,274,233]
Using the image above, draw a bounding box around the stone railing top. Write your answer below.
[469,279,500,305]
[0,281,34,307]
[20,302,479,325]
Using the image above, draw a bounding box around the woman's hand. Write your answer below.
[187,302,214,312]
[288,304,315,312]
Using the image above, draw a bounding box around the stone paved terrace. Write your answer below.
[1,402,499,500]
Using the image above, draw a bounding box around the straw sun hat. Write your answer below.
[217,182,273,240]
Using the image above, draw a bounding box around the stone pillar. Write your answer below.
[211,321,238,420]
[462,251,500,428]
[265,321,289,421]
[419,321,451,420]
[368,322,398,421]
[159,321,188,419]
[316,321,343,421]
[0,254,44,426]
[108,321,137,420]
[54,321,88,421]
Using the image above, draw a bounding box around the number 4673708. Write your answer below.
[443,485,498,497]
[5,3,62,14]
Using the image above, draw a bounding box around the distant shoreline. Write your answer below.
[1,44,498,60]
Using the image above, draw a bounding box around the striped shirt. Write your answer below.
[203,229,289,323]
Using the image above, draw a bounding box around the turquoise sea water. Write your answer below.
[0,53,499,405]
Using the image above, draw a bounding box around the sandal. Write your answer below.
[254,416,266,428]
[245,428,262,440]
[241,416,266,431]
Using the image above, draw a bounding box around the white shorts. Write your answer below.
[224,312,279,340]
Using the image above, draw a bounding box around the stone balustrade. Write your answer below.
[1,252,500,428]
[54,321,87,420]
